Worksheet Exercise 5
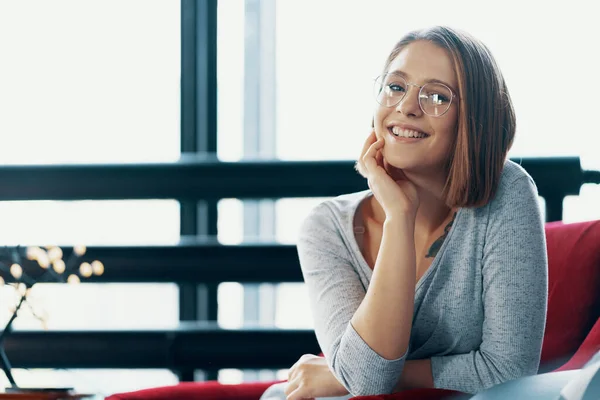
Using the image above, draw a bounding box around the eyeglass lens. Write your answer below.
[374,74,452,116]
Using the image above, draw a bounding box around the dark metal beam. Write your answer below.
[4,325,320,369]
[0,242,302,284]
[181,0,217,153]
[583,169,600,184]
[545,196,565,223]
[180,0,219,326]
[0,158,363,201]
[0,157,587,201]
[180,0,219,381]
[511,157,584,199]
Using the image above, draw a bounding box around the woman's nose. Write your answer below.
[395,86,423,117]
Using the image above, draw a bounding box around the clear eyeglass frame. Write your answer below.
[373,73,458,117]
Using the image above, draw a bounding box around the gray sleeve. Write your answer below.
[297,203,406,397]
[430,176,548,393]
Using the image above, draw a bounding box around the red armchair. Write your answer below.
[107,220,600,400]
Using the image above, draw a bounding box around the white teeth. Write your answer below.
[391,126,427,138]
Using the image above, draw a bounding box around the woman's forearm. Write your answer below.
[350,215,416,360]
[395,359,434,391]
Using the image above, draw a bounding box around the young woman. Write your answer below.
[263,25,547,399]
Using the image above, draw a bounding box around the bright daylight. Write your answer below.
[0,1,598,399]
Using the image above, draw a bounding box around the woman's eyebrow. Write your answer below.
[388,70,458,94]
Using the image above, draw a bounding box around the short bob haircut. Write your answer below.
[381,26,516,208]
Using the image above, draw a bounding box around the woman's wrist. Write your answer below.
[384,212,416,231]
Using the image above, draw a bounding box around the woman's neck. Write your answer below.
[366,169,454,235]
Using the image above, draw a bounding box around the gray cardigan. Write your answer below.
[297,160,548,395]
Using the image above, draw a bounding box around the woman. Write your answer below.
[263,26,547,398]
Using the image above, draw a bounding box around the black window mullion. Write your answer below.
[179,0,219,382]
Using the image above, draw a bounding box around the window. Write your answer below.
[0,0,180,164]
[0,0,181,393]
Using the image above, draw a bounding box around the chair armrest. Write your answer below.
[106,380,282,400]
[351,388,469,400]
[555,317,600,372]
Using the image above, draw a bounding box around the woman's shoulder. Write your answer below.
[499,159,536,188]
[483,159,542,220]
[476,159,537,210]
[299,190,369,240]
[458,159,540,224]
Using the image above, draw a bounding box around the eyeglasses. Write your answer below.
[373,73,457,117]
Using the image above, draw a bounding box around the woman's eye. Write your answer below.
[388,84,405,92]
[434,94,449,103]
[424,93,449,104]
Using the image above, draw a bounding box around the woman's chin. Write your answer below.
[383,157,413,171]
[383,160,411,180]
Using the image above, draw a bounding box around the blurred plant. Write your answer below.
[0,245,104,389]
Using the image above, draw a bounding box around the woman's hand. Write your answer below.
[284,354,349,400]
[355,130,419,220]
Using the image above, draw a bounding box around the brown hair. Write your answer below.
[382,26,516,208]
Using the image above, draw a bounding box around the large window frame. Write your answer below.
[0,0,598,390]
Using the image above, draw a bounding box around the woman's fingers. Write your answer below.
[283,378,297,397]
[360,130,377,157]
[287,361,299,381]
[362,138,384,174]
[285,380,314,400]
[355,130,378,178]
[376,149,384,167]
[286,386,304,400]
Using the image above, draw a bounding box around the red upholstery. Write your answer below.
[104,383,468,400]
[555,316,600,372]
[541,220,600,369]
[352,388,469,400]
[106,381,279,400]
[107,220,600,400]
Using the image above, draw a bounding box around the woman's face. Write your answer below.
[374,40,459,177]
